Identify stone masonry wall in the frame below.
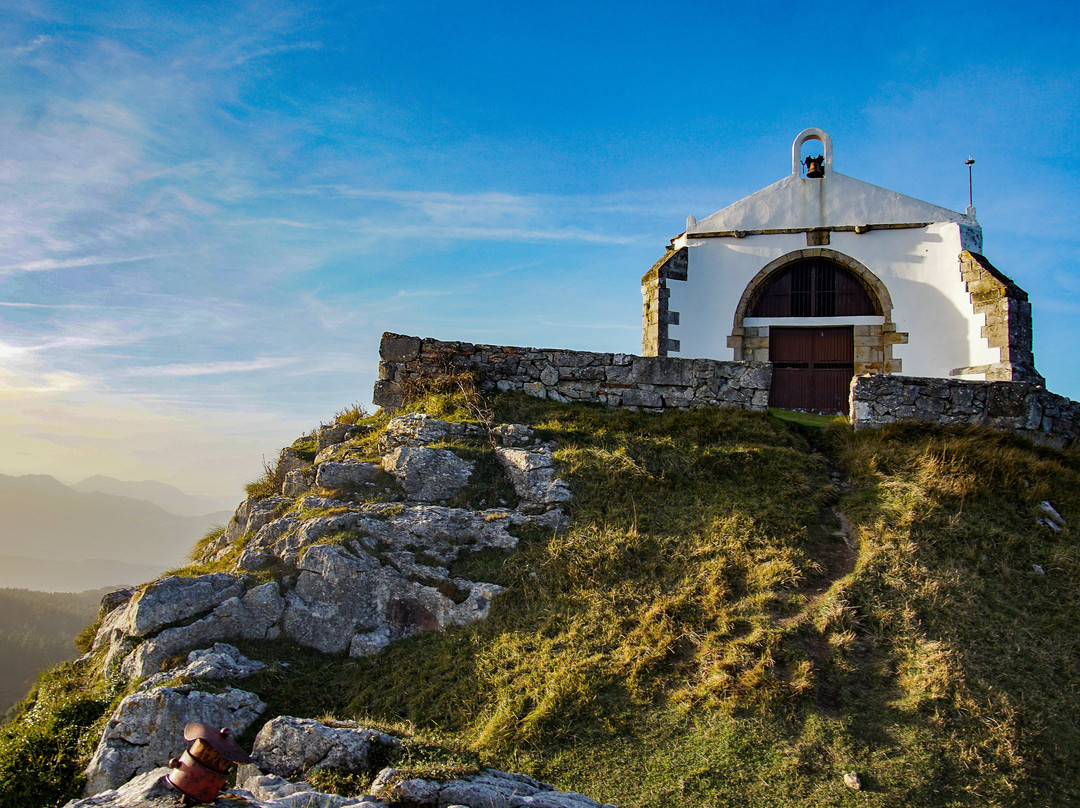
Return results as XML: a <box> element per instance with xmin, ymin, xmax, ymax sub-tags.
<box><xmin>641</xmin><ymin>247</ymin><xmax>686</xmax><ymax>357</ymax></box>
<box><xmin>850</xmin><ymin>374</ymin><xmax>1080</xmax><ymax>447</ymax></box>
<box><xmin>374</xmin><ymin>332</ymin><xmax>771</xmax><ymax>413</ymax></box>
<box><xmin>957</xmin><ymin>251</ymin><xmax>1044</xmax><ymax>384</ymax></box>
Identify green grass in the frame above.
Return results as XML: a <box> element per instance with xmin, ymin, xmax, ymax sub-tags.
<box><xmin>3</xmin><ymin>390</ymin><xmax>1080</xmax><ymax>807</ymax></box>
<box><xmin>769</xmin><ymin>406</ymin><xmax>847</xmax><ymax>432</ymax></box>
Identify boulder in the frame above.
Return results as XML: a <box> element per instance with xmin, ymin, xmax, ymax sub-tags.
<box><xmin>121</xmin><ymin>583</ymin><xmax>284</xmax><ymax>679</ymax></box>
<box><xmin>119</xmin><ymin>574</ymin><xmax>247</xmax><ymax>638</ymax></box>
<box><xmin>371</xmin><ymin>767</ymin><xmax>614</xmax><ymax>808</ymax></box>
<box><xmin>316</xmin><ymin>461</ymin><xmax>380</xmax><ymax>491</ymax></box>
<box><xmin>65</xmin><ymin>767</ymin><xmax>383</xmax><ymax>807</ymax></box>
<box><xmin>383</xmin><ymin>447</ymin><xmax>474</xmax><ymax>502</ymax></box>
<box><xmin>377</xmin><ymin>413</ymin><xmax>483</xmax><ymax>453</ymax></box>
<box><xmin>137</xmin><ymin>643</ymin><xmax>266</xmax><ymax>691</ymax></box>
<box><xmin>247</xmin><ymin>717</ymin><xmax>399</xmax><ymax>780</ymax></box>
<box><xmin>83</xmin><ymin>686</ymin><xmax>265</xmax><ymax>795</ymax></box>
<box><xmin>282</xmin><ymin>544</ymin><xmax>503</xmax><ymax>656</ymax></box>
<box><xmin>490</xmin><ymin>423</ymin><xmax>534</xmax><ymax>446</ymax></box>
<box><xmin>495</xmin><ymin>448</ymin><xmax>572</xmax><ymax>505</ymax></box>
<box><xmin>203</xmin><ymin>496</ymin><xmax>293</xmax><ymax>562</ymax></box>
<box><xmin>316</xmin><ymin>422</ymin><xmax>356</xmax><ymax>450</ymax></box>
<box><xmin>282</xmin><ymin>468</ymin><xmax>314</xmax><ymax>497</ymax></box>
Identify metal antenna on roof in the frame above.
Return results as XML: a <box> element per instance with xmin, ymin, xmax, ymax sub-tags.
<box><xmin>965</xmin><ymin>156</ymin><xmax>976</xmax><ymax>218</ymax></box>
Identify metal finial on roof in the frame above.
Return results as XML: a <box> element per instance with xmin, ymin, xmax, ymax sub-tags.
<box><xmin>965</xmin><ymin>156</ymin><xmax>976</xmax><ymax>219</ymax></box>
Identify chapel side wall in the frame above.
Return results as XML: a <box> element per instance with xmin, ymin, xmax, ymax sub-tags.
<box><xmin>850</xmin><ymin>374</ymin><xmax>1080</xmax><ymax>447</ymax></box>
<box><xmin>374</xmin><ymin>333</ymin><xmax>772</xmax><ymax>413</ymax></box>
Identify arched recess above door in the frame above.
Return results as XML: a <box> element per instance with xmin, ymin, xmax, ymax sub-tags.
<box><xmin>735</xmin><ymin>249</ymin><xmax>891</xmax><ymax>328</ymax></box>
<box><xmin>726</xmin><ymin>248</ymin><xmax>906</xmax><ymax>375</ymax></box>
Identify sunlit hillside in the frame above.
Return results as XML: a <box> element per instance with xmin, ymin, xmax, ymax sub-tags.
<box><xmin>2</xmin><ymin>390</ymin><xmax>1078</xmax><ymax>807</ymax></box>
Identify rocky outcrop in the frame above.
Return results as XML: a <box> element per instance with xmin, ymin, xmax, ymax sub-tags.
<box><xmin>283</xmin><ymin>542</ymin><xmax>504</xmax><ymax>657</ymax></box>
<box><xmin>94</xmin><ymin>412</ymin><xmax>569</xmax><ymax>696</ymax></box>
<box><xmin>68</xmin><ymin>763</ymin><xmax>611</xmax><ymax>808</ymax></box>
<box><xmin>383</xmin><ymin>446</ymin><xmax>475</xmax><ymax>502</ymax></box>
<box><xmin>67</xmin><ymin>766</ymin><xmax>384</xmax><ymax>807</ymax></box>
<box><xmin>73</xmin><ymin>714</ymin><xmax>615</xmax><ymax>808</ymax></box>
<box><xmin>76</xmin><ymin>410</ymin><xmax>576</xmax><ymax>800</ymax></box>
<box><xmin>371</xmin><ymin>767</ymin><xmax>615</xmax><ymax>808</ymax></box>
<box><xmin>119</xmin><ymin>574</ymin><xmax>247</xmax><ymax>637</ymax></box>
<box><xmin>378</xmin><ymin>412</ymin><xmax>484</xmax><ymax>452</ymax></box>
<box><xmin>136</xmin><ymin>643</ymin><xmax>266</xmax><ymax>691</ymax></box>
<box><xmin>118</xmin><ymin>582</ymin><xmax>284</xmax><ymax>680</ymax></box>
<box><xmin>316</xmin><ymin>460</ymin><xmax>380</xmax><ymax>491</ymax></box>
<box><xmin>496</xmin><ymin>448</ymin><xmax>572</xmax><ymax>506</ymax></box>
<box><xmin>83</xmin><ymin>686</ymin><xmax>265</xmax><ymax>795</ymax></box>
<box><xmin>244</xmin><ymin>716</ymin><xmax>399</xmax><ymax>780</ymax></box>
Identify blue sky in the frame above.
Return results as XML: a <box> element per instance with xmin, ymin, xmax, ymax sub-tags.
<box><xmin>1</xmin><ymin>0</ymin><xmax>1078</xmax><ymax>502</ymax></box>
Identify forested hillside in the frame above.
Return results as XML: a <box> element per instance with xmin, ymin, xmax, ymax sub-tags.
<box><xmin>0</xmin><ymin>589</ymin><xmax>104</xmax><ymax>714</ymax></box>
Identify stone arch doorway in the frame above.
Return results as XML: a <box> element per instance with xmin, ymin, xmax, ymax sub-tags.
<box><xmin>726</xmin><ymin>249</ymin><xmax>907</xmax><ymax>413</ymax></box>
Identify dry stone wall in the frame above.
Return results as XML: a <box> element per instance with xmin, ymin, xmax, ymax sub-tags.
<box><xmin>374</xmin><ymin>332</ymin><xmax>771</xmax><ymax>413</ymax></box>
<box><xmin>850</xmin><ymin>374</ymin><xmax>1080</xmax><ymax>446</ymax></box>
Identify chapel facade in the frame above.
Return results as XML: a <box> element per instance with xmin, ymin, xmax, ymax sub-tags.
<box><xmin>641</xmin><ymin>128</ymin><xmax>1043</xmax><ymax>413</ymax></box>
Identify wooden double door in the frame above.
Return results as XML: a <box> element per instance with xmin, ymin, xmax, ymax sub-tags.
<box><xmin>768</xmin><ymin>326</ymin><xmax>853</xmax><ymax>414</ymax></box>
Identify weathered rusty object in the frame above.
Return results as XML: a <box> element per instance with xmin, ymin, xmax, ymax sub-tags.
<box><xmin>804</xmin><ymin>154</ymin><xmax>825</xmax><ymax>178</ymax></box>
<box><xmin>164</xmin><ymin>723</ymin><xmax>252</xmax><ymax>805</ymax></box>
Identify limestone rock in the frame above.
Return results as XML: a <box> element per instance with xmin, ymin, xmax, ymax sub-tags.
<box><xmin>378</xmin><ymin>413</ymin><xmax>483</xmax><ymax>453</ymax></box>
<box><xmin>237</xmin><ymin>772</ymin><xmax>381</xmax><ymax>806</ymax></box>
<box><xmin>119</xmin><ymin>574</ymin><xmax>247</xmax><ymax>638</ymax></box>
<box><xmin>282</xmin><ymin>468</ymin><xmax>314</xmax><ymax>497</ymax></box>
<box><xmin>491</xmin><ymin>423</ymin><xmax>534</xmax><ymax>446</ymax></box>
<box><xmin>371</xmin><ymin>767</ymin><xmax>612</xmax><ymax>808</ymax></box>
<box><xmin>357</xmin><ymin>504</ymin><xmax>520</xmax><ymax>564</ymax></box>
<box><xmin>101</xmin><ymin>587</ymin><xmax>136</xmax><ymax>614</ymax></box>
<box><xmin>495</xmin><ymin>447</ymin><xmax>572</xmax><ymax>505</ymax></box>
<box><xmin>282</xmin><ymin>543</ymin><xmax>502</xmax><ymax>656</ymax></box>
<box><xmin>317</xmin><ymin>422</ymin><xmax>357</xmax><ymax>450</ymax></box>
<box><xmin>83</xmin><ymin>686</ymin><xmax>265</xmax><ymax>795</ymax></box>
<box><xmin>63</xmin><ymin>768</ymin><xmax>177</xmax><ymax>807</ymax></box>
<box><xmin>66</xmin><ymin>767</ymin><xmax>383</xmax><ymax>807</ymax></box>
<box><xmin>204</xmin><ymin>496</ymin><xmax>292</xmax><ymax>562</ymax></box>
<box><xmin>316</xmin><ymin>460</ymin><xmax>380</xmax><ymax>491</ymax></box>
<box><xmin>137</xmin><ymin>643</ymin><xmax>266</xmax><ymax>691</ymax></box>
<box><xmin>121</xmin><ymin>583</ymin><xmax>284</xmax><ymax>679</ymax></box>
<box><xmin>383</xmin><ymin>447</ymin><xmax>474</xmax><ymax>502</ymax></box>
<box><xmin>248</xmin><ymin>716</ymin><xmax>399</xmax><ymax>780</ymax></box>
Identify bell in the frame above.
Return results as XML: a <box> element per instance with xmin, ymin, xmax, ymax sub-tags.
<box><xmin>804</xmin><ymin>154</ymin><xmax>825</xmax><ymax>178</ymax></box>
<box><xmin>164</xmin><ymin>722</ymin><xmax>253</xmax><ymax>805</ymax></box>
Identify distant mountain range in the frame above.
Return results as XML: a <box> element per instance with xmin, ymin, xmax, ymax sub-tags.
<box><xmin>70</xmin><ymin>475</ymin><xmax>236</xmax><ymax>517</ymax></box>
<box><xmin>0</xmin><ymin>473</ymin><xmax>233</xmax><ymax>592</ymax></box>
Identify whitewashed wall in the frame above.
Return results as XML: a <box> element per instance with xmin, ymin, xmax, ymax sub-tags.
<box><xmin>668</xmin><ymin>222</ymin><xmax>997</xmax><ymax>379</ymax></box>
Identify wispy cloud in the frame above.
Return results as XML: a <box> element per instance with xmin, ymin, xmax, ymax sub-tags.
<box><xmin>0</xmin><ymin>301</ymin><xmax>90</xmax><ymax>309</ymax></box>
<box><xmin>3</xmin><ymin>34</ymin><xmax>50</xmax><ymax>60</ymax></box>
<box><xmin>231</xmin><ymin>40</ymin><xmax>322</xmax><ymax>66</ymax></box>
<box><xmin>135</xmin><ymin>357</ymin><xmax>297</xmax><ymax>378</ymax></box>
<box><xmin>0</xmin><ymin>253</ymin><xmax>174</xmax><ymax>275</ymax></box>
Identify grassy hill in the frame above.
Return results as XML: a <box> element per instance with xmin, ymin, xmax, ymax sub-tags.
<box><xmin>2</xmin><ymin>389</ymin><xmax>1078</xmax><ymax>807</ymax></box>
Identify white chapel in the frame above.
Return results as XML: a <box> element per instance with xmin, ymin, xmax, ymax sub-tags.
<box><xmin>641</xmin><ymin>128</ymin><xmax>1042</xmax><ymax>413</ymax></box>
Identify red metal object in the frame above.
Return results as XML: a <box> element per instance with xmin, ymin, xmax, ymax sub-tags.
<box><xmin>164</xmin><ymin>723</ymin><xmax>252</xmax><ymax>805</ymax></box>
